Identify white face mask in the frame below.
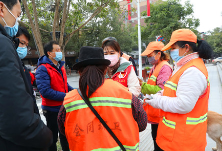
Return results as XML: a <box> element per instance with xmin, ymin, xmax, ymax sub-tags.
<box><xmin>104</xmin><ymin>54</ymin><xmax>119</xmax><ymax>67</ymax></box>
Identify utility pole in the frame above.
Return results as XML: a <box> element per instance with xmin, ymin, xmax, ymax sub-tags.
<box><xmin>137</xmin><ymin>0</ymin><xmax>142</xmax><ymax>77</ymax></box>
<box><xmin>123</xmin><ymin>0</ymin><xmax>149</xmax><ymax>77</ymax></box>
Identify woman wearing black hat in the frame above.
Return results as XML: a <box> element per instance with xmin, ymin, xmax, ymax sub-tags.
<box><xmin>57</xmin><ymin>46</ymin><xmax>147</xmax><ymax>151</ymax></box>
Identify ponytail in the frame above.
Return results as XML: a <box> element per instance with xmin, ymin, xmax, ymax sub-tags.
<box><xmin>79</xmin><ymin>65</ymin><xmax>107</xmax><ymax>100</ymax></box>
<box><xmin>176</xmin><ymin>40</ymin><xmax>213</xmax><ymax>59</ymax></box>
<box><xmin>154</xmin><ymin>50</ymin><xmax>170</xmax><ymax>61</ymax></box>
<box><xmin>196</xmin><ymin>40</ymin><xmax>213</xmax><ymax>59</ymax></box>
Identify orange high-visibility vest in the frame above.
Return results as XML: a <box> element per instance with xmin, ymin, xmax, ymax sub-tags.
<box><xmin>156</xmin><ymin>58</ymin><xmax>210</xmax><ymax>151</ymax></box>
<box><xmin>143</xmin><ymin>60</ymin><xmax>171</xmax><ymax>123</ymax></box>
<box><xmin>63</xmin><ymin>79</ymin><xmax>139</xmax><ymax>151</ymax></box>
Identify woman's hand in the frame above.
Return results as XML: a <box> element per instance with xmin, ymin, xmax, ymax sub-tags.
<box><xmin>138</xmin><ymin>77</ymin><xmax>144</xmax><ymax>86</ymax></box>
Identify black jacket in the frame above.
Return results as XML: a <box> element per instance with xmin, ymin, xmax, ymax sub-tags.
<box><xmin>0</xmin><ymin>24</ymin><xmax>53</xmax><ymax>150</ymax></box>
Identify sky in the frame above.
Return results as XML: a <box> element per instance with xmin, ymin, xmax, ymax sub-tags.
<box><xmin>180</xmin><ymin>0</ymin><xmax>222</xmax><ymax>32</ymax></box>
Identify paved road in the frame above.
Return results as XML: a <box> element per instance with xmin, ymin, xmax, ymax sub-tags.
<box><xmin>206</xmin><ymin>64</ymin><xmax>222</xmax><ymax>151</ymax></box>
<box><xmin>36</xmin><ymin>64</ymin><xmax>222</xmax><ymax>151</ymax></box>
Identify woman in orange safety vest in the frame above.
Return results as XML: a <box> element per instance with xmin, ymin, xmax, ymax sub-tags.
<box><xmin>140</xmin><ymin>41</ymin><xmax>172</xmax><ymax>151</ymax></box>
<box><xmin>57</xmin><ymin>46</ymin><xmax>147</xmax><ymax>151</ymax></box>
<box><xmin>145</xmin><ymin>29</ymin><xmax>213</xmax><ymax>151</ymax></box>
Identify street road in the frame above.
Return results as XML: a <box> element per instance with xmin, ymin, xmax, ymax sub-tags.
<box><xmin>206</xmin><ymin>64</ymin><xmax>222</xmax><ymax>151</ymax></box>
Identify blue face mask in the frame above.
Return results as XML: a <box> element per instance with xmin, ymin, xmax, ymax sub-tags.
<box><xmin>147</xmin><ymin>53</ymin><xmax>158</xmax><ymax>65</ymax></box>
<box><xmin>148</xmin><ymin>56</ymin><xmax>158</xmax><ymax>65</ymax></box>
<box><xmin>54</xmin><ymin>52</ymin><xmax>63</xmax><ymax>61</ymax></box>
<box><xmin>170</xmin><ymin>49</ymin><xmax>183</xmax><ymax>62</ymax></box>
<box><xmin>16</xmin><ymin>47</ymin><xmax>27</xmax><ymax>59</ymax></box>
<box><xmin>1</xmin><ymin>4</ymin><xmax>19</xmax><ymax>37</ymax></box>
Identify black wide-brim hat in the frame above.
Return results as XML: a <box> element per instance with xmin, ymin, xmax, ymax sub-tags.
<box><xmin>73</xmin><ymin>46</ymin><xmax>111</xmax><ymax>70</ymax></box>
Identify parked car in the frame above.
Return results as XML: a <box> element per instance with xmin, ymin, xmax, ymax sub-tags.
<box><xmin>212</xmin><ymin>57</ymin><xmax>222</xmax><ymax>65</ymax></box>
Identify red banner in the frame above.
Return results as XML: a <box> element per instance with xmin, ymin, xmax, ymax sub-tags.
<box><xmin>127</xmin><ymin>0</ymin><xmax>131</xmax><ymax>20</ymax></box>
<box><xmin>147</xmin><ymin>0</ymin><xmax>150</xmax><ymax>16</ymax></box>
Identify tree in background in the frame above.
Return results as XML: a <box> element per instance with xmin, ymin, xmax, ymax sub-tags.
<box><xmin>205</xmin><ymin>27</ymin><xmax>222</xmax><ymax>57</ymax></box>
<box><xmin>76</xmin><ymin>9</ymin><xmax>136</xmax><ymax>53</ymax></box>
<box><xmin>141</xmin><ymin>0</ymin><xmax>200</xmax><ymax>45</ymax></box>
<box><xmin>21</xmin><ymin>0</ymin><xmax>119</xmax><ymax>58</ymax></box>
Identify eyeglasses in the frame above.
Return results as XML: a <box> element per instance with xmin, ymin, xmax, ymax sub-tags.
<box><xmin>19</xmin><ymin>42</ymin><xmax>31</xmax><ymax>51</ymax></box>
<box><xmin>27</xmin><ymin>46</ymin><xmax>31</xmax><ymax>51</ymax></box>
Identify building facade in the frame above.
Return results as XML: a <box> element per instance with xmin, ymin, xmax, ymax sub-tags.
<box><xmin>119</xmin><ymin>0</ymin><xmax>159</xmax><ymax>66</ymax></box>
<box><xmin>119</xmin><ymin>0</ymin><xmax>158</xmax><ymax>27</ymax></box>
<box><xmin>22</xmin><ymin>49</ymin><xmax>76</xmax><ymax>70</ymax></box>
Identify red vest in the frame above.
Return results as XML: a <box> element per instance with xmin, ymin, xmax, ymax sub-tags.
<box><xmin>156</xmin><ymin>58</ymin><xmax>209</xmax><ymax>151</ymax></box>
<box><xmin>40</xmin><ymin>64</ymin><xmax>68</xmax><ymax>106</ymax></box>
<box><xmin>29</xmin><ymin>72</ymin><xmax>35</xmax><ymax>85</ymax></box>
<box><xmin>63</xmin><ymin>79</ymin><xmax>139</xmax><ymax>151</ymax></box>
<box><xmin>144</xmin><ymin>60</ymin><xmax>171</xmax><ymax>123</ymax></box>
<box><xmin>112</xmin><ymin>65</ymin><xmax>132</xmax><ymax>87</ymax></box>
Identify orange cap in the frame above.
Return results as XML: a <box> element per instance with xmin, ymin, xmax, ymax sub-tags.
<box><xmin>141</xmin><ymin>41</ymin><xmax>164</xmax><ymax>56</ymax></box>
<box><xmin>161</xmin><ymin>29</ymin><xmax>197</xmax><ymax>51</ymax></box>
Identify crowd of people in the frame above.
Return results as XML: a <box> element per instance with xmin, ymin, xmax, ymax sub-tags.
<box><xmin>0</xmin><ymin>0</ymin><xmax>214</xmax><ymax>151</ymax></box>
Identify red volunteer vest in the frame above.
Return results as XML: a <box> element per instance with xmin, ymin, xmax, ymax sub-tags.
<box><xmin>40</xmin><ymin>64</ymin><xmax>68</xmax><ymax>106</ymax></box>
<box><xmin>112</xmin><ymin>65</ymin><xmax>132</xmax><ymax>87</ymax></box>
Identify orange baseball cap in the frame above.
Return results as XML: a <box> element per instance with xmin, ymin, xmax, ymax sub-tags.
<box><xmin>161</xmin><ymin>29</ymin><xmax>197</xmax><ymax>51</ymax></box>
<box><xmin>141</xmin><ymin>41</ymin><xmax>164</xmax><ymax>56</ymax></box>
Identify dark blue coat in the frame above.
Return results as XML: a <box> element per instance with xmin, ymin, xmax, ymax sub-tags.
<box><xmin>36</xmin><ymin>55</ymin><xmax>73</xmax><ymax>112</ymax></box>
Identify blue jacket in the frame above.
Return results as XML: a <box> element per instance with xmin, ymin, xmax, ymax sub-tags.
<box><xmin>36</xmin><ymin>55</ymin><xmax>73</xmax><ymax>112</ymax></box>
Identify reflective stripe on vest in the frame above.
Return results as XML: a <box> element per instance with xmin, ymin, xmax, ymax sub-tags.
<box><xmin>164</xmin><ymin>78</ymin><xmax>209</xmax><ymax>96</ymax></box>
<box><xmin>207</xmin><ymin>78</ymin><xmax>210</xmax><ymax>86</ymax></box>
<box><xmin>92</xmin><ymin>143</ymin><xmax>139</xmax><ymax>151</ymax></box>
<box><xmin>186</xmin><ymin>113</ymin><xmax>207</xmax><ymax>125</ymax></box>
<box><xmin>164</xmin><ymin>81</ymin><xmax>177</xmax><ymax>91</ymax></box>
<box><xmin>64</xmin><ymin>97</ymin><xmax>132</xmax><ymax>112</ymax></box>
<box><xmin>162</xmin><ymin>117</ymin><xmax>176</xmax><ymax>129</ymax></box>
<box><xmin>149</xmin><ymin>75</ymin><xmax>157</xmax><ymax>82</ymax></box>
<box><xmin>144</xmin><ymin>61</ymin><xmax>172</xmax><ymax>123</ymax></box>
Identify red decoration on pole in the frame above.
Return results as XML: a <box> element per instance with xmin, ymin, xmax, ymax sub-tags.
<box><xmin>147</xmin><ymin>0</ymin><xmax>150</xmax><ymax>16</ymax></box>
<box><xmin>127</xmin><ymin>0</ymin><xmax>131</xmax><ymax>20</ymax></box>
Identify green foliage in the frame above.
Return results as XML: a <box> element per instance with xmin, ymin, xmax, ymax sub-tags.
<box><xmin>205</xmin><ymin>27</ymin><xmax>222</xmax><ymax>55</ymax></box>
<box><xmin>20</xmin><ymin>0</ymin><xmax>120</xmax><ymax>52</ymax></box>
<box><xmin>145</xmin><ymin>66</ymin><xmax>151</xmax><ymax>70</ymax></box>
<box><xmin>141</xmin><ymin>0</ymin><xmax>200</xmax><ymax>45</ymax></box>
<box><xmin>65</xmin><ymin>9</ymin><xmax>136</xmax><ymax>53</ymax></box>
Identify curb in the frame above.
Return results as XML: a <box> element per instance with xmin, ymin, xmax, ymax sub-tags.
<box><xmin>67</xmin><ymin>74</ymin><xmax>79</xmax><ymax>77</ymax></box>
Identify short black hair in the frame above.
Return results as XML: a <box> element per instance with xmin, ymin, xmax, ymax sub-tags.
<box><xmin>1</xmin><ymin>0</ymin><xmax>21</xmax><ymax>10</ymax></box>
<box><xmin>16</xmin><ymin>26</ymin><xmax>30</xmax><ymax>41</ymax></box>
<box><xmin>44</xmin><ymin>41</ymin><xmax>59</xmax><ymax>57</ymax></box>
